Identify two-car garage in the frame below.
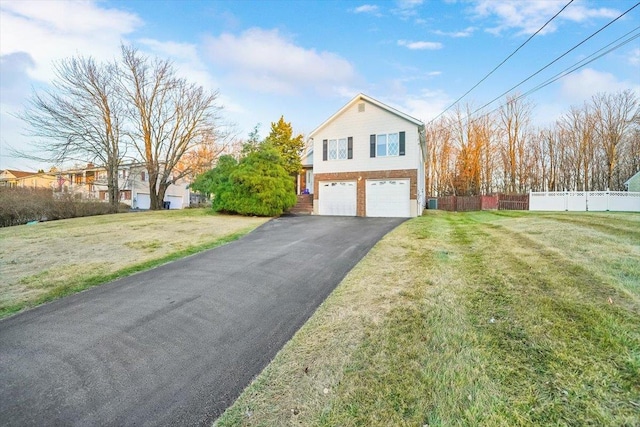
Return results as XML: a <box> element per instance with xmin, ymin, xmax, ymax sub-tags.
<box><xmin>318</xmin><ymin>179</ymin><xmax>411</xmax><ymax>217</ymax></box>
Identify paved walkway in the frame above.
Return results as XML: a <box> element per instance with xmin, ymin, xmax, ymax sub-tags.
<box><xmin>0</xmin><ymin>215</ymin><xmax>405</xmax><ymax>426</ymax></box>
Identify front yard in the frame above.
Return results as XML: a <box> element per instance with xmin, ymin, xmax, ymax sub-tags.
<box><xmin>215</xmin><ymin>211</ymin><xmax>640</xmax><ymax>426</ymax></box>
<box><xmin>0</xmin><ymin>209</ymin><xmax>268</xmax><ymax>318</ymax></box>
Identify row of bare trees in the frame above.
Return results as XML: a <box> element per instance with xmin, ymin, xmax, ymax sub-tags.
<box><xmin>19</xmin><ymin>45</ymin><xmax>223</xmax><ymax>211</ymax></box>
<box><xmin>425</xmin><ymin>90</ymin><xmax>639</xmax><ymax>196</ymax></box>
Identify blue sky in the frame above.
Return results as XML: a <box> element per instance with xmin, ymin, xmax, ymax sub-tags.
<box><xmin>1</xmin><ymin>0</ymin><xmax>638</xmax><ymax>170</ymax></box>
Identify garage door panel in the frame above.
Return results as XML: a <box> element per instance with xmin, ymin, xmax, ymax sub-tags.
<box><xmin>166</xmin><ymin>195</ymin><xmax>182</xmax><ymax>209</ymax></box>
<box><xmin>366</xmin><ymin>179</ymin><xmax>410</xmax><ymax>217</ymax></box>
<box><xmin>136</xmin><ymin>193</ymin><xmax>151</xmax><ymax>210</ymax></box>
<box><xmin>318</xmin><ymin>181</ymin><xmax>357</xmax><ymax>216</ymax></box>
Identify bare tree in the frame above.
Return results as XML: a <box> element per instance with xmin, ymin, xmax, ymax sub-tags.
<box><xmin>499</xmin><ymin>95</ymin><xmax>533</xmax><ymax>193</ymax></box>
<box><xmin>17</xmin><ymin>56</ymin><xmax>125</xmax><ymax>212</ymax></box>
<box><xmin>557</xmin><ymin>104</ymin><xmax>596</xmax><ymax>191</ymax></box>
<box><xmin>591</xmin><ymin>90</ymin><xmax>639</xmax><ymax>190</ymax></box>
<box><xmin>120</xmin><ymin>45</ymin><xmax>221</xmax><ymax>210</ymax></box>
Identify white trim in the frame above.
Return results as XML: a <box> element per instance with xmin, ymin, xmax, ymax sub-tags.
<box><xmin>309</xmin><ymin>93</ymin><xmax>423</xmax><ymax>138</ymax></box>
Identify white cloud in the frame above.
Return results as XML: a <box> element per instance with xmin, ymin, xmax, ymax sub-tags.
<box><xmin>136</xmin><ymin>39</ymin><xmax>219</xmax><ymax>91</ymax></box>
<box><xmin>397</xmin><ymin>0</ymin><xmax>423</xmax><ymax>9</ymax></box>
<box><xmin>398</xmin><ymin>40</ymin><xmax>442</xmax><ymax>50</ymax></box>
<box><xmin>560</xmin><ymin>68</ymin><xmax>639</xmax><ymax>103</ymax></box>
<box><xmin>353</xmin><ymin>4</ymin><xmax>381</xmax><ymax>15</ymax></box>
<box><xmin>203</xmin><ymin>28</ymin><xmax>356</xmax><ymax>96</ymax></box>
<box><xmin>472</xmin><ymin>0</ymin><xmax>619</xmax><ymax>35</ymax></box>
<box><xmin>432</xmin><ymin>26</ymin><xmax>475</xmax><ymax>38</ymax></box>
<box><xmin>629</xmin><ymin>48</ymin><xmax>640</xmax><ymax>66</ymax></box>
<box><xmin>0</xmin><ymin>0</ymin><xmax>142</xmax><ymax>82</ymax></box>
<box><xmin>398</xmin><ymin>89</ymin><xmax>453</xmax><ymax>122</ymax></box>
<box><xmin>392</xmin><ymin>0</ymin><xmax>424</xmax><ymax>19</ymax></box>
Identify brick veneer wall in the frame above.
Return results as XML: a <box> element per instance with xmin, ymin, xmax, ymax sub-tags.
<box><xmin>314</xmin><ymin>169</ymin><xmax>418</xmax><ymax>216</ymax></box>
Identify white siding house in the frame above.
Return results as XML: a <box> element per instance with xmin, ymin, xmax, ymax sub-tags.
<box><xmin>54</xmin><ymin>163</ymin><xmax>190</xmax><ymax>209</ymax></box>
<box><xmin>310</xmin><ymin>94</ymin><xmax>426</xmax><ymax>217</ymax></box>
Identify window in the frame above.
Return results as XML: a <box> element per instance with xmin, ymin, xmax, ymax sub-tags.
<box><xmin>328</xmin><ymin>138</ymin><xmax>347</xmax><ymax>160</ymax></box>
<box><xmin>370</xmin><ymin>131</ymin><xmax>405</xmax><ymax>158</ymax></box>
<box><xmin>323</xmin><ymin>137</ymin><xmax>353</xmax><ymax>161</ymax></box>
<box><xmin>141</xmin><ymin>171</ymin><xmax>146</xmax><ymax>182</ymax></box>
<box><xmin>377</xmin><ymin>134</ymin><xmax>387</xmax><ymax>157</ymax></box>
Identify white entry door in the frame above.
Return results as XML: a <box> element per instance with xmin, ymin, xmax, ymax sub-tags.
<box><xmin>318</xmin><ymin>181</ymin><xmax>357</xmax><ymax>216</ymax></box>
<box><xmin>306</xmin><ymin>170</ymin><xmax>314</xmax><ymax>194</ymax></box>
<box><xmin>366</xmin><ymin>179</ymin><xmax>410</xmax><ymax>217</ymax></box>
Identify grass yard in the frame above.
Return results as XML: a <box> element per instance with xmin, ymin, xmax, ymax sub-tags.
<box><xmin>0</xmin><ymin>209</ymin><xmax>268</xmax><ymax>318</ymax></box>
<box><xmin>215</xmin><ymin>211</ymin><xmax>640</xmax><ymax>427</ymax></box>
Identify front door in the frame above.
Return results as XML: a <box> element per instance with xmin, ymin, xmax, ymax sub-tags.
<box><xmin>306</xmin><ymin>170</ymin><xmax>314</xmax><ymax>194</ymax></box>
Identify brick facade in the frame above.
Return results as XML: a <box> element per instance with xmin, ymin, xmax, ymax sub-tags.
<box><xmin>314</xmin><ymin>169</ymin><xmax>418</xmax><ymax>216</ymax></box>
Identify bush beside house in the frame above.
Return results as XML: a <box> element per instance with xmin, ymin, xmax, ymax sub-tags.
<box><xmin>191</xmin><ymin>146</ymin><xmax>297</xmax><ymax>216</ymax></box>
<box><xmin>0</xmin><ymin>188</ymin><xmax>128</xmax><ymax>227</ymax></box>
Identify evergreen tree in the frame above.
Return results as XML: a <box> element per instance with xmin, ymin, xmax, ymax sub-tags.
<box><xmin>191</xmin><ymin>146</ymin><xmax>296</xmax><ymax>216</ymax></box>
<box><xmin>264</xmin><ymin>116</ymin><xmax>304</xmax><ymax>176</ymax></box>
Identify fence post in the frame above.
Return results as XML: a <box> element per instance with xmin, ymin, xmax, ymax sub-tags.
<box><xmin>586</xmin><ymin>191</ymin><xmax>589</xmax><ymax>211</ymax></box>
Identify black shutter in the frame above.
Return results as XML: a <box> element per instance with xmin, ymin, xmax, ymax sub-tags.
<box><xmin>323</xmin><ymin>139</ymin><xmax>328</xmax><ymax>161</ymax></box>
<box><xmin>370</xmin><ymin>134</ymin><xmax>376</xmax><ymax>158</ymax></box>
<box><xmin>348</xmin><ymin>137</ymin><xmax>353</xmax><ymax>159</ymax></box>
<box><xmin>399</xmin><ymin>131</ymin><xmax>406</xmax><ymax>156</ymax></box>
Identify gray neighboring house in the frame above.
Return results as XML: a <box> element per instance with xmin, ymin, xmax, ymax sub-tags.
<box><xmin>624</xmin><ymin>171</ymin><xmax>640</xmax><ymax>192</ymax></box>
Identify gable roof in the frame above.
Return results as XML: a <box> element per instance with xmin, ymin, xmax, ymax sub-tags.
<box><xmin>0</xmin><ymin>169</ymin><xmax>37</xmax><ymax>179</ymax></box>
<box><xmin>309</xmin><ymin>93</ymin><xmax>423</xmax><ymax>138</ymax></box>
<box><xmin>624</xmin><ymin>170</ymin><xmax>640</xmax><ymax>185</ymax></box>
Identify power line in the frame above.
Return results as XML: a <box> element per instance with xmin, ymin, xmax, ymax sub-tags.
<box><xmin>517</xmin><ymin>28</ymin><xmax>640</xmax><ymax>103</ymax></box>
<box><xmin>428</xmin><ymin>0</ymin><xmax>575</xmax><ymax>123</ymax></box>
<box><xmin>474</xmin><ymin>27</ymin><xmax>640</xmax><ymax>122</ymax></box>
<box><xmin>432</xmin><ymin>26</ymin><xmax>639</xmax><ymax>130</ymax></box>
<box><xmin>471</xmin><ymin>2</ymin><xmax>640</xmax><ymax>117</ymax></box>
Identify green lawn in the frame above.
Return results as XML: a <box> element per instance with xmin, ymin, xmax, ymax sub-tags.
<box><xmin>0</xmin><ymin>209</ymin><xmax>268</xmax><ymax>318</ymax></box>
<box><xmin>215</xmin><ymin>211</ymin><xmax>640</xmax><ymax>426</ymax></box>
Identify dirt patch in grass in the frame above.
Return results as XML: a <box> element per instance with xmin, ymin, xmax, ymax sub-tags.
<box><xmin>0</xmin><ymin>209</ymin><xmax>268</xmax><ymax>318</ymax></box>
<box><xmin>214</xmin><ymin>211</ymin><xmax>640</xmax><ymax>426</ymax></box>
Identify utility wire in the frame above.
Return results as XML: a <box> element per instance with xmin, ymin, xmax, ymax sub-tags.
<box><xmin>471</xmin><ymin>2</ymin><xmax>640</xmax><ymax>117</ymax></box>
<box><xmin>472</xmin><ymin>28</ymin><xmax>640</xmax><ymax>122</ymax></box>
<box><xmin>428</xmin><ymin>0</ymin><xmax>575</xmax><ymax>124</ymax></box>
<box><xmin>434</xmin><ymin>27</ymin><xmax>640</xmax><ymax>129</ymax></box>
<box><xmin>517</xmin><ymin>28</ymin><xmax>640</xmax><ymax>103</ymax></box>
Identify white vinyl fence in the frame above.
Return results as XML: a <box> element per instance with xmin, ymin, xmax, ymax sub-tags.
<box><xmin>529</xmin><ymin>191</ymin><xmax>640</xmax><ymax>212</ymax></box>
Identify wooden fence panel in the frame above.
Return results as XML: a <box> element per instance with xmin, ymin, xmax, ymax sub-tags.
<box><xmin>434</xmin><ymin>194</ymin><xmax>529</xmax><ymax>212</ymax></box>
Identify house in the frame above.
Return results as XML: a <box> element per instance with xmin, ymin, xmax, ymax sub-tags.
<box><xmin>308</xmin><ymin>93</ymin><xmax>426</xmax><ymax>217</ymax></box>
<box><xmin>54</xmin><ymin>163</ymin><xmax>190</xmax><ymax>209</ymax></box>
<box><xmin>0</xmin><ymin>169</ymin><xmax>56</xmax><ymax>189</ymax></box>
<box><xmin>624</xmin><ymin>170</ymin><xmax>640</xmax><ymax>192</ymax></box>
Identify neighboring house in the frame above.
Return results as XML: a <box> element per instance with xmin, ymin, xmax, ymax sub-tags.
<box><xmin>624</xmin><ymin>170</ymin><xmax>640</xmax><ymax>192</ymax></box>
<box><xmin>55</xmin><ymin>163</ymin><xmax>190</xmax><ymax>209</ymax></box>
<box><xmin>309</xmin><ymin>93</ymin><xmax>426</xmax><ymax>217</ymax></box>
<box><xmin>0</xmin><ymin>169</ymin><xmax>56</xmax><ymax>189</ymax></box>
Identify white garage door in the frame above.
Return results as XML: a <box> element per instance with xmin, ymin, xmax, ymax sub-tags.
<box><xmin>165</xmin><ymin>195</ymin><xmax>183</xmax><ymax>209</ymax></box>
<box><xmin>136</xmin><ymin>193</ymin><xmax>151</xmax><ymax>209</ymax></box>
<box><xmin>366</xmin><ymin>179</ymin><xmax>410</xmax><ymax>217</ymax></box>
<box><xmin>318</xmin><ymin>181</ymin><xmax>357</xmax><ymax>216</ymax></box>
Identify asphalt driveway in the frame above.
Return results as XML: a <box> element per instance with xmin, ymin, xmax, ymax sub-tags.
<box><xmin>0</xmin><ymin>215</ymin><xmax>405</xmax><ymax>426</ymax></box>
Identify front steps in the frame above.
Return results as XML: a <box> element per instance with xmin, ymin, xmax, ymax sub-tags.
<box><xmin>288</xmin><ymin>194</ymin><xmax>313</xmax><ymax>215</ymax></box>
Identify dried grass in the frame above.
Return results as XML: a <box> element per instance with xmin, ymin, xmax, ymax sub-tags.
<box><xmin>0</xmin><ymin>209</ymin><xmax>268</xmax><ymax>316</ymax></box>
